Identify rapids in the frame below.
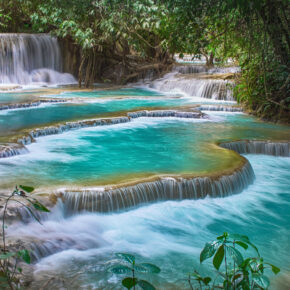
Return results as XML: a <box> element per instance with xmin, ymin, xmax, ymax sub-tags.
<box><xmin>6</xmin><ymin>155</ymin><xmax>290</xmax><ymax>289</ymax></box>
<box><xmin>0</xmin><ymin>35</ymin><xmax>289</xmax><ymax>289</ymax></box>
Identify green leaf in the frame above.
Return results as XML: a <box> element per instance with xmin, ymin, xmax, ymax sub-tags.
<box><xmin>109</xmin><ymin>265</ymin><xmax>132</xmax><ymax>274</ymax></box>
<box><xmin>19</xmin><ymin>185</ymin><xmax>34</xmax><ymax>193</ymax></box>
<box><xmin>28</xmin><ymin>199</ymin><xmax>50</xmax><ymax>212</ymax></box>
<box><xmin>0</xmin><ymin>252</ymin><xmax>15</xmax><ymax>259</ymax></box>
<box><xmin>226</xmin><ymin>246</ymin><xmax>244</xmax><ymax>266</ymax></box>
<box><xmin>213</xmin><ymin>245</ymin><xmax>224</xmax><ymax>270</ymax></box>
<box><xmin>138</xmin><ymin>263</ymin><xmax>161</xmax><ymax>274</ymax></box>
<box><xmin>229</xmin><ymin>233</ymin><xmax>250</xmax><ymax>243</ymax></box>
<box><xmin>17</xmin><ymin>249</ymin><xmax>31</xmax><ymax>264</ymax></box>
<box><xmin>265</xmin><ymin>263</ymin><xmax>280</xmax><ymax>275</ymax></box>
<box><xmin>252</xmin><ymin>273</ymin><xmax>270</xmax><ymax>289</ymax></box>
<box><xmin>116</xmin><ymin>253</ymin><xmax>135</xmax><ymax>264</ymax></box>
<box><xmin>203</xmin><ymin>277</ymin><xmax>211</xmax><ymax>285</ymax></box>
<box><xmin>200</xmin><ymin>241</ymin><xmax>220</xmax><ymax>263</ymax></box>
<box><xmin>122</xmin><ymin>277</ymin><xmax>138</xmax><ymax>289</ymax></box>
<box><xmin>137</xmin><ymin>279</ymin><xmax>156</xmax><ymax>290</ymax></box>
<box><xmin>235</xmin><ymin>241</ymin><xmax>248</xmax><ymax>250</ymax></box>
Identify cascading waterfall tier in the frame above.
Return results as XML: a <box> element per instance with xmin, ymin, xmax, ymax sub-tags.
<box><xmin>0</xmin><ymin>109</ymin><xmax>204</xmax><ymax>158</ymax></box>
<box><xmin>0</xmin><ymin>143</ymin><xmax>28</xmax><ymax>158</ymax></box>
<box><xmin>219</xmin><ymin>140</ymin><xmax>290</xmax><ymax>157</ymax></box>
<box><xmin>150</xmin><ymin>74</ymin><xmax>234</xmax><ymax>101</ymax></box>
<box><xmin>58</xmin><ymin>158</ymin><xmax>254</xmax><ymax>214</ymax></box>
<box><xmin>197</xmin><ymin>105</ymin><xmax>243</xmax><ymax>112</ymax></box>
<box><xmin>174</xmin><ymin>65</ymin><xmax>208</xmax><ymax>74</ymax></box>
<box><xmin>173</xmin><ymin>65</ymin><xmax>240</xmax><ymax>75</ymax></box>
<box><xmin>14</xmin><ymin>109</ymin><xmax>204</xmax><ymax>146</ymax></box>
<box><xmin>0</xmin><ymin>99</ymin><xmax>67</xmax><ymax>111</ymax></box>
<box><xmin>0</xmin><ymin>33</ymin><xmax>76</xmax><ymax>85</ymax></box>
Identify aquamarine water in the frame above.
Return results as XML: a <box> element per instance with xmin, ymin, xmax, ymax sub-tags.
<box><xmin>8</xmin><ymin>155</ymin><xmax>290</xmax><ymax>289</ymax></box>
<box><xmin>0</xmin><ymin>85</ymin><xmax>289</xmax><ymax>290</ymax></box>
<box><xmin>0</xmin><ymin>97</ymin><xmax>184</xmax><ymax>135</ymax></box>
<box><xmin>0</xmin><ymin>113</ymin><xmax>289</xmax><ymax>189</ymax></box>
<box><xmin>48</xmin><ymin>87</ymin><xmax>164</xmax><ymax>98</ymax></box>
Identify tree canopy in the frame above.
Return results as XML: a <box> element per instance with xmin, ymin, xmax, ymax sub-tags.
<box><xmin>0</xmin><ymin>0</ymin><xmax>289</xmax><ymax>121</ymax></box>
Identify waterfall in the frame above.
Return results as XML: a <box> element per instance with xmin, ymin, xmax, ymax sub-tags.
<box><xmin>0</xmin><ymin>99</ymin><xmax>67</xmax><ymax>111</ymax></box>
<box><xmin>150</xmin><ymin>74</ymin><xmax>234</xmax><ymax>101</ymax></box>
<box><xmin>219</xmin><ymin>140</ymin><xmax>290</xmax><ymax>157</ymax></box>
<box><xmin>173</xmin><ymin>65</ymin><xmax>240</xmax><ymax>75</ymax></box>
<box><xmin>0</xmin><ymin>143</ymin><xmax>28</xmax><ymax>158</ymax></box>
<box><xmin>174</xmin><ymin>65</ymin><xmax>208</xmax><ymax>74</ymax></box>
<box><xmin>197</xmin><ymin>105</ymin><xmax>243</xmax><ymax>112</ymax></box>
<box><xmin>127</xmin><ymin>110</ymin><xmax>203</xmax><ymax>119</ymax></box>
<box><xmin>58</xmin><ymin>159</ymin><xmax>254</xmax><ymax>214</ymax></box>
<box><xmin>0</xmin><ymin>33</ymin><xmax>76</xmax><ymax>85</ymax></box>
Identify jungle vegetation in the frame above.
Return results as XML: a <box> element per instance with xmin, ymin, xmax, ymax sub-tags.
<box><xmin>0</xmin><ymin>0</ymin><xmax>289</xmax><ymax>121</ymax></box>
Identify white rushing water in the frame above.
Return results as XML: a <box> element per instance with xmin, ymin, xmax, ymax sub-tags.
<box><xmin>0</xmin><ymin>34</ymin><xmax>76</xmax><ymax>86</ymax></box>
<box><xmin>149</xmin><ymin>72</ymin><xmax>235</xmax><ymax>101</ymax></box>
<box><xmin>6</xmin><ymin>155</ymin><xmax>290</xmax><ymax>289</ymax></box>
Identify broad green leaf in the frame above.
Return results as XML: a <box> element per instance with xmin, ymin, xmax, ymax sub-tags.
<box><xmin>19</xmin><ymin>185</ymin><xmax>34</xmax><ymax>193</ymax></box>
<box><xmin>265</xmin><ymin>263</ymin><xmax>280</xmax><ymax>275</ymax></box>
<box><xmin>213</xmin><ymin>245</ymin><xmax>224</xmax><ymax>270</ymax></box>
<box><xmin>0</xmin><ymin>252</ymin><xmax>15</xmax><ymax>259</ymax></box>
<box><xmin>122</xmin><ymin>277</ymin><xmax>138</xmax><ymax>289</ymax></box>
<box><xmin>138</xmin><ymin>263</ymin><xmax>161</xmax><ymax>273</ymax></box>
<box><xmin>137</xmin><ymin>279</ymin><xmax>156</xmax><ymax>290</ymax></box>
<box><xmin>252</xmin><ymin>273</ymin><xmax>270</xmax><ymax>289</ymax></box>
<box><xmin>200</xmin><ymin>241</ymin><xmax>220</xmax><ymax>263</ymax></box>
<box><xmin>116</xmin><ymin>253</ymin><xmax>135</xmax><ymax>264</ymax></box>
<box><xmin>17</xmin><ymin>249</ymin><xmax>31</xmax><ymax>264</ymax></box>
<box><xmin>226</xmin><ymin>246</ymin><xmax>244</xmax><ymax>266</ymax></box>
<box><xmin>235</xmin><ymin>241</ymin><xmax>248</xmax><ymax>250</ymax></box>
<box><xmin>109</xmin><ymin>265</ymin><xmax>132</xmax><ymax>274</ymax></box>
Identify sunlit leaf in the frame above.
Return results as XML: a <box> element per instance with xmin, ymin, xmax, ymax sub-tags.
<box><xmin>138</xmin><ymin>263</ymin><xmax>161</xmax><ymax>274</ymax></box>
<box><xmin>252</xmin><ymin>273</ymin><xmax>270</xmax><ymax>289</ymax></box>
<box><xmin>17</xmin><ymin>249</ymin><xmax>31</xmax><ymax>264</ymax></box>
<box><xmin>116</xmin><ymin>253</ymin><xmax>135</xmax><ymax>264</ymax></box>
<box><xmin>200</xmin><ymin>241</ymin><xmax>220</xmax><ymax>263</ymax></box>
<box><xmin>226</xmin><ymin>246</ymin><xmax>244</xmax><ymax>266</ymax></box>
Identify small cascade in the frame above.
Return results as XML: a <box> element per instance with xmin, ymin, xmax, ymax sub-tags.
<box><xmin>127</xmin><ymin>110</ymin><xmax>203</xmax><ymax>119</ymax></box>
<box><xmin>197</xmin><ymin>105</ymin><xmax>243</xmax><ymax>112</ymax></box>
<box><xmin>174</xmin><ymin>65</ymin><xmax>208</xmax><ymax>74</ymax></box>
<box><xmin>151</xmin><ymin>75</ymin><xmax>234</xmax><ymax>100</ymax></box>
<box><xmin>0</xmin><ymin>99</ymin><xmax>67</xmax><ymax>111</ymax></box>
<box><xmin>17</xmin><ymin>116</ymin><xmax>131</xmax><ymax>145</ymax></box>
<box><xmin>15</xmin><ymin>110</ymin><xmax>205</xmax><ymax>147</ymax></box>
<box><xmin>220</xmin><ymin>140</ymin><xmax>290</xmax><ymax>157</ymax></box>
<box><xmin>0</xmin><ymin>33</ymin><xmax>76</xmax><ymax>85</ymax></box>
<box><xmin>0</xmin><ymin>143</ymin><xmax>28</xmax><ymax>158</ymax></box>
<box><xmin>59</xmin><ymin>160</ymin><xmax>254</xmax><ymax>214</ymax></box>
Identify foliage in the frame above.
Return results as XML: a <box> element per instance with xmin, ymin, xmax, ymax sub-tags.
<box><xmin>109</xmin><ymin>253</ymin><xmax>160</xmax><ymax>289</ymax></box>
<box><xmin>0</xmin><ymin>185</ymin><xmax>50</xmax><ymax>290</ymax></box>
<box><xmin>190</xmin><ymin>232</ymin><xmax>280</xmax><ymax>289</ymax></box>
<box><xmin>0</xmin><ymin>0</ymin><xmax>289</xmax><ymax>118</ymax></box>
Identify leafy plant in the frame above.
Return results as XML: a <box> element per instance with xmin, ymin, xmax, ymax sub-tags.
<box><xmin>195</xmin><ymin>232</ymin><xmax>280</xmax><ymax>289</ymax></box>
<box><xmin>109</xmin><ymin>253</ymin><xmax>160</xmax><ymax>290</ymax></box>
<box><xmin>0</xmin><ymin>185</ymin><xmax>50</xmax><ymax>289</ymax></box>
